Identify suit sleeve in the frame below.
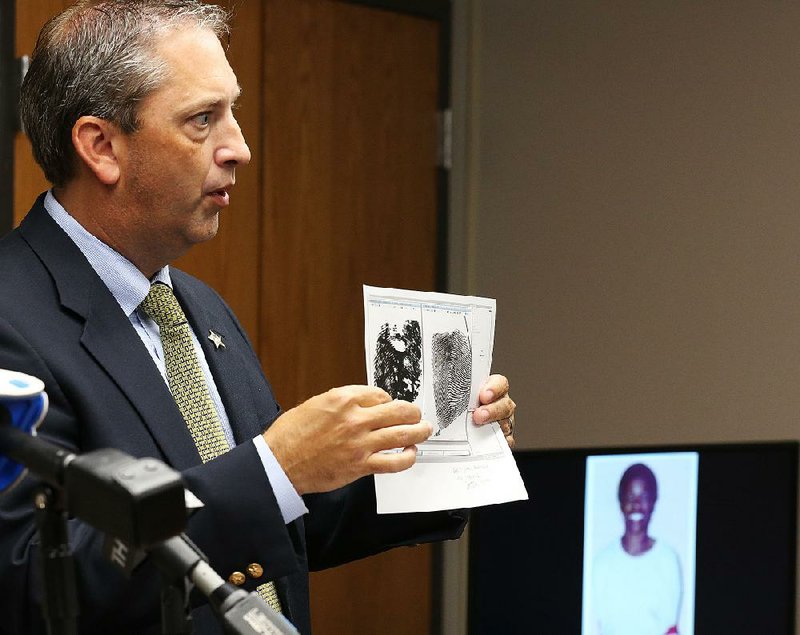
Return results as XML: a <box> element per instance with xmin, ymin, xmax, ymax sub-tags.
<box><xmin>303</xmin><ymin>477</ymin><xmax>468</xmax><ymax>571</ymax></box>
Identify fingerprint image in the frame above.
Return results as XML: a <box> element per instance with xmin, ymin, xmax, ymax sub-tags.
<box><xmin>374</xmin><ymin>320</ymin><xmax>422</xmax><ymax>401</ymax></box>
<box><xmin>431</xmin><ymin>330</ymin><xmax>472</xmax><ymax>430</ymax></box>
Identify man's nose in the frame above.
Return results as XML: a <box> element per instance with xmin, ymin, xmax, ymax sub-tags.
<box><xmin>217</xmin><ymin>117</ymin><xmax>252</xmax><ymax>167</ymax></box>
<box><xmin>631</xmin><ymin>498</ymin><xmax>646</xmax><ymax>512</ymax></box>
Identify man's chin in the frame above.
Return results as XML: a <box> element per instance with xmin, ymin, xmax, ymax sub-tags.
<box><xmin>189</xmin><ymin>212</ymin><xmax>221</xmax><ymax>245</ymax></box>
<box><xmin>197</xmin><ymin>223</ymin><xmax>220</xmax><ymax>244</ymax></box>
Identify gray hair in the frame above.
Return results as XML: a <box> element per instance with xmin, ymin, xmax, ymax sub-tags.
<box><xmin>20</xmin><ymin>0</ymin><xmax>231</xmax><ymax>187</ymax></box>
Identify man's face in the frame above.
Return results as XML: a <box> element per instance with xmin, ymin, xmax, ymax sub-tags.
<box><xmin>116</xmin><ymin>26</ymin><xmax>250</xmax><ymax>269</ymax></box>
<box><xmin>619</xmin><ymin>476</ymin><xmax>655</xmax><ymax>535</ymax></box>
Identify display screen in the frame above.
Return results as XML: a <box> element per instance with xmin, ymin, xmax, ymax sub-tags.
<box><xmin>468</xmin><ymin>442</ymin><xmax>798</xmax><ymax>634</ymax></box>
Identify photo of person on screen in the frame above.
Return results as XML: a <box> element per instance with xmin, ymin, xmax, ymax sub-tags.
<box><xmin>592</xmin><ymin>463</ymin><xmax>682</xmax><ymax>635</ymax></box>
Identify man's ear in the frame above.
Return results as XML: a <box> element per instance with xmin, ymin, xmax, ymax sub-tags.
<box><xmin>71</xmin><ymin>116</ymin><xmax>124</xmax><ymax>185</ymax></box>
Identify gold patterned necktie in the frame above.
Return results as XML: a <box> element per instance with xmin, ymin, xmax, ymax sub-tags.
<box><xmin>139</xmin><ymin>282</ymin><xmax>283</xmax><ymax>613</ymax></box>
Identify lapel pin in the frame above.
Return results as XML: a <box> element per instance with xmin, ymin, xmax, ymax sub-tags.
<box><xmin>208</xmin><ymin>330</ymin><xmax>226</xmax><ymax>350</ymax></box>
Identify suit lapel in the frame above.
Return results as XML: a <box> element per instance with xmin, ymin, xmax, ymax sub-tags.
<box><xmin>19</xmin><ymin>199</ymin><xmax>200</xmax><ymax>470</ymax></box>
<box><xmin>80</xmin><ymin>300</ymin><xmax>201</xmax><ymax>470</ymax></box>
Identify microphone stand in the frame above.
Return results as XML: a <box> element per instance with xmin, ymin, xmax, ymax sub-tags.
<box><xmin>0</xmin><ymin>421</ymin><xmax>298</xmax><ymax>634</ymax></box>
<box><xmin>32</xmin><ymin>484</ymin><xmax>78</xmax><ymax>635</ymax></box>
<box><xmin>0</xmin><ymin>421</ymin><xmax>186</xmax><ymax>634</ymax></box>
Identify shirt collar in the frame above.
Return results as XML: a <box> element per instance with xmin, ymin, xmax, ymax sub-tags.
<box><xmin>43</xmin><ymin>190</ymin><xmax>172</xmax><ymax>316</ymax></box>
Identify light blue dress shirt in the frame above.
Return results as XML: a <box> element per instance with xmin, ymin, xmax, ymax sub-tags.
<box><xmin>44</xmin><ymin>190</ymin><xmax>307</xmax><ymax>523</ymax></box>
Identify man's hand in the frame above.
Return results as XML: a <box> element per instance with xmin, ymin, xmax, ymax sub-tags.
<box><xmin>263</xmin><ymin>385</ymin><xmax>432</xmax><ymax>494</ymax></box>
<box><xmin>471</xmin><ymin>374</ymin><xmax>516</xmax><ymax>449</ymax></box>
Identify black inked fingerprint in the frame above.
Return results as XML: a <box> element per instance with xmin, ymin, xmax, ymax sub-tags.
<box><xmin>374</xmin><ymin>320</ymin><xmax>422</xmax><ymax>401</ymax></box>
<box><xmin>431</xmin><ymin>330</ymin><xmax>471</xmax><ymax>430</ymax></box>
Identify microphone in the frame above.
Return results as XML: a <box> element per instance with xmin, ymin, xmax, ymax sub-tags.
<box><xmin>0</xmin><ymin>371</ymin><xmax>300</xmax><ymax>633</ymax></box>
<box><xmin>0</xmin><ymin>368</ymin><xmax>187</xmax><ymax>546</ymax></box>
<box><xmin>0</xmin><ymin>368</ymin><xmax>49</xmax><ymax>493</ymax></box>
<box><xmin>151</xmin><ymin>535</ymin><xmax>300</xmax><ymax>634</ymax></box>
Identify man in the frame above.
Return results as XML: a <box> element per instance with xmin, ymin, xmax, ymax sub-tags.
<box><xmin>591</xmin><ymin>464</ymin><xmax>682</xmax><ymax>635</ymax></box>
<box><xmin>0</xmin><ymin>1</ymin><xmax>517</xmax><ymax>633</ymax></box>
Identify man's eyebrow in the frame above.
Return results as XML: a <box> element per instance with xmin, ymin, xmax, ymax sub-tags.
<box><xmin>182</xmin><ymin>86</ymin><xmax>243</xmax><ymax>114</ymax></box>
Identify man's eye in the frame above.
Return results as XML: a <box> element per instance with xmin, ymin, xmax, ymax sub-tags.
<box><xmin>193</xmin><ymin>113</ymin><xmax>211</xmax><ymax>127</ymax></box>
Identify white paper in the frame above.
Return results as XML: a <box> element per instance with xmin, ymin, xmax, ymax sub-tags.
<box><xmin>363</xmin><ymin>285</ymin><xmax>528</xmax><ymax>513</ymax></box>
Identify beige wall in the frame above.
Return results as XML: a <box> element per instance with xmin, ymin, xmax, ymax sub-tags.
<box><xmin>443</xmin><ymin>3</ymin><xmax>800</xmax><ymax>632</ymax></box>
<box><xmin>459</xmin><ymin>0</ymin><xmax>800</xmax><ymax>450</ymax></box>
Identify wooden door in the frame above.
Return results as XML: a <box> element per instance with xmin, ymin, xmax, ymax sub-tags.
<box><xmin>14</xmin><ymin>1</ymin><xmax>444</xmax><ymax>632</ymax></box>
<box><xmin>259</xmin><ymin>1</ymin><xmax>441</xmax><ymax>633</ymax></box>
<box><xmin>13</xmin><ymin>1</ymin><xmax>67</xmax><ymax>226</ymax></box>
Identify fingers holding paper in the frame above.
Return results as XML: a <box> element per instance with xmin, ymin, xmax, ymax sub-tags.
<box><xmin>472</xmin><ymin>373</ymin><xmax>517</xmax><ymax>449</ymax></box>
<box><xmin>263</xmin><ymin>385</ymin><xmax>432</xmax><ymax>495</ymax></box>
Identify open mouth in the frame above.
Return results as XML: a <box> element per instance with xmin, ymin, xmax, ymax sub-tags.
<box><xmin>207</xmin><ymin>188</ymin><xmax>230</xmax><ymax>207</ymax></box>
<box><xmin>627</xmin><ymin>512</ymin><xmax>645</xmax><ymax>522</ymax></box>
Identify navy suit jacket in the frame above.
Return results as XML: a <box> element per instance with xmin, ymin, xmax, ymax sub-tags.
<box><xmin>0</xmin><ymin>195</ymin><xmax>467</xmax><ymax>634</ymax></box>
